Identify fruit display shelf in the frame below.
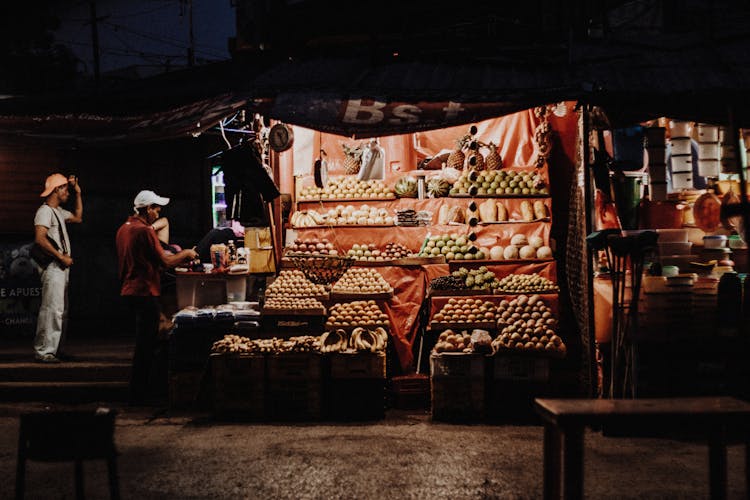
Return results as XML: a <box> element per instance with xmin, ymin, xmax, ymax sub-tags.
<box><xmin>330</xmin><ymin>290</ymin><xmax>395</xmax><ymax>301</ymax></box>
<box><xmin>448</xmin><ymin>193</ymin><xmax>551</xmax><ymax>199</ymax></box>
<box><xmin>261</xmin><ymin>307</ymin><xmax>327</xmax><ymax>316</ymax></box>
<box><xmin>427</xmin><ymin>321</ymin><xmax>497</xmax><ymax>331</ymax></box>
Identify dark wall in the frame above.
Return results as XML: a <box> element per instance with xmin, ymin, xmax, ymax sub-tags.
<box><xmin>1</xmin><ymin>135</ymin><xmax>223</xmax><ymax>337</ymax></box>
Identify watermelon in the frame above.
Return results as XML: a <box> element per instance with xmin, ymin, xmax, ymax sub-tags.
<box><xmin>394</xmin><ymin>176</ymin><xmax>418</xmax><ymax>198</ymax></box>
<box><xmin>427</xmin><ymin>178</ymin><xmax>451</xmax><ymax>198</ymax></box>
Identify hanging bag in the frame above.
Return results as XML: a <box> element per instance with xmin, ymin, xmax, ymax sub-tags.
<box><xmin>30</xmin><ymin>208</ymin><xmax>65</xmax><ymax>268</ymax></box>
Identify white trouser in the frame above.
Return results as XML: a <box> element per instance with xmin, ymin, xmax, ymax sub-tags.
<box><xmin>34</xmin><ymin>263</ymin><xmax>69</xmax><ymax>356</ymax></box>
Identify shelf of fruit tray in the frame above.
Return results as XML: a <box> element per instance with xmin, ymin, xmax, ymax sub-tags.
<box><xmin>261</xmin><ymin>306</ymin><xmax>327</xmax><ymax>316</ymax></box>
<box><xmin>447</xmin><ymin>258</ymin><xmax>555</xmax><ymax>266</ymax></box>
<box><xmin>427</xmin><ymin>321</ymin><xmax>497</xmax><ymax>331</ymax></box>
<box><xmin>478</xmin><ymin>218</ymin><xmax>550</xmax><ymax>224</ymax></box>
<box><xmin>292</xmin><ymin>224</ymin><xmax>396</xmax><ymax>229</ymax></box>
<box><xmin>447</xmin><ymin>193</ymin><xmax>551</xmax><ymax>199</ymax></box>
<box><xmin>330</xmin><ymin>290</ymin><xmax>394</xmax><ymax>301</ymax></box>
<box><xmin>298</xmin><ymin>195</ymin><xmax>396</xmax><ymax>202</ymax></box>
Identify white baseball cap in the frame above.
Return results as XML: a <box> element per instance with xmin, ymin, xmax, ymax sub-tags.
<box><xmin>133</xmin><ymin>190</ymin><xmax>170</xmax><ymax>210</ymax></box>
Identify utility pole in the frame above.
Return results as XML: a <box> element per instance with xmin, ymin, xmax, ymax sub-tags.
<box><xmin>90</xmin><ymin>0</ymin><xmax>101</xmax><ymax>82</ymax></box>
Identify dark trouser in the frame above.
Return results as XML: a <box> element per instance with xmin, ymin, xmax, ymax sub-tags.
<box><xmin>124</xmin><ymin>296</ymin><xmax>160</xmax><ymax>404</ymax></box>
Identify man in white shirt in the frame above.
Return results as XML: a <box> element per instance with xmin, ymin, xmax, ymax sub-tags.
<box><xmin>33</xmin><ymin>173</ymin><xmax>83</xmax><ymax>363</ymax></box>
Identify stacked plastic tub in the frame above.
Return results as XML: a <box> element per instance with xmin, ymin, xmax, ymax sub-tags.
<box><xmin>697</xmin><ymin>123</ymin><xmax>720</xmax><ymax>179</ymax></box>
<box><xmin>669</xmin><ymin>120</ymin><xmax>693</xmax><ymax>190</ymax></box>
<box><xmin>646</xmin><ymin>126</ymin><xmax>668</xmax><ymax>200</ymax></box>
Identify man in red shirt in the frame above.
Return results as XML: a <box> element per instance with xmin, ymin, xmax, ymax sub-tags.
<box><xmin>116</xmin><ymin>190</ymin><xmax>198</xmax><ymax>405</ymax></box>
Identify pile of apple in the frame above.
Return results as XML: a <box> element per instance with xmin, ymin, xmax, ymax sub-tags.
<box><xmin>298</xmin><ymin>177</ymin><xmax>395</xmax><ymax>201</ymax></box>
<box><xmin>322</xmin><ymin>204</ymin><xmax>395</xmax><ymax>226</ymax></box>
<box><xmin>285</xmin><ymin>238</ymin><xmax>338</xmax><ymax>256</ymax></box>
<box><xmin>417</xmin><ymin>233</ymin><xmax>486</xmax><ymax>260</ymax></box>
<box><xmin>449</xmin><ymin>169</ymin><xmax>548</xmax><ymax>197</ymax></box>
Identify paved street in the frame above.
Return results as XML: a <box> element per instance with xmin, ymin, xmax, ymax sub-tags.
<box><xmin>1</xmin><ymin>403</ymin><xmax>747</xmax><ymax>499</ymax></box>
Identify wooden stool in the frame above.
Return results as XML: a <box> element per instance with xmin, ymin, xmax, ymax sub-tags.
<box><xmin>16</xmin><ymin>408</ymin><xmax>120</xmax><ymax>500</ymax></box>
<box><xmin>535</xmin><ymin>397</ymin><xmax>750</xmax><ymax>500</ymax></box>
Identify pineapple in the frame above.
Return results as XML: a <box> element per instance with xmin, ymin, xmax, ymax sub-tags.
<box><xmin>447</xmin><ymin>134</ymin><xmax>471</xmax><ymax>170</ymax></box>
<box><xmin>485</xmin><ymin>142</ymin><xmax>503</xmax><ymax>170</ymax></box>
<box><xmin>342</xmin><ymin>142</ymin><xmax>363</xmax><ymax>175</ymax></box>
<box><xmin>466</xmin><ymin>141</ymin><xmax>485</xmax><ymax>170</ymax></box>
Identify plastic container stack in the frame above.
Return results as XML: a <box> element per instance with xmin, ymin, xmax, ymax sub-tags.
<box><xmin>697</xmin><ymin>123</ymin><xmax>720</xmax><ymax>178</ymax></box>
<box><xmin>669</xmin><ymin>120</ymin><xmax>693</xmax><ymax>190</ymax></box>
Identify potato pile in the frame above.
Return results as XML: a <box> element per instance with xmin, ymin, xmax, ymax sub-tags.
<box><xmin>263</xmin><ymin>296</ymin><xmax>325</xmax><ymax>314</ymax></box>
<box><xmin>266</xmin><ymin>270</ymin><xmax>328</xmax><ymax>299</ymax></box>
<box><xmin>433</xmin><ymin>329</ymin><xmax>472</xmax><ymax>353</ymax></box>
<box><xmin>298</xmin><ymin>177</ymin><xmax>395</xmax><ymax>201</ymax></box>
<box><xmin>286</xmin><ymin>238</ymin><xmax>338</xmax><ymax>256</ymax></box>
<box><xmin>492</xmin><ymin>294</ymin><xmax>566</xmax><ymax>356</ymax></box>
<box><xmin>332</xmin><ymin>268</ymin><xmax>392</xmax><ymax>295</ymax></box>
<box><xmin>418</xmin><ymin>233</ymin><xmax>485</xmax><ymax>260</ymax></box>
<box><xmin>211</xmin><ymin>334</ymin><xmax>255</xmax><ymax>354</ymax></box>
<box><xmin>322</xmin><ymin>204</ymin><xmax>395</xmax><ymax>226</ymax></box>
<box><xmin>211</xmin><ymin>335</ymin><xmax>322</xmax><ymax>355</ymax></box>
<box><xmin>495</xmin><ymin>273</ymin><xmax>559</xmax><ymax>293</ymax></box>
<box><xmin>449</xmin><ymin>169</ymin><xmax>548</xmax><ymax>196</ymax></box>
<box><xmin>451</xmin><ymin>266</ymin><xmax>500</xmax><ymax>291</ymax></box>
<box><xmin>431</xmin><ymin>298</ymin><xmax>497</xmax><ymax>325</ymax></box>
<box><xmin>326</xmin><ymin>300</ymin><xmax>390</xmax><ymax>329</ymax></box>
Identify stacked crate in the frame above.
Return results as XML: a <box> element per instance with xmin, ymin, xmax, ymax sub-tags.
<box><xmin>486</xmin><ymin>353</ymin><xmax>550</xmax><ymax>421</ymax></box>
<box><xmin>211</xmin><ymin>353</ymin><xmax>265</xmax><ymax>419</ymax></box>
<box><xmin>430</xmin><ymin>354</ymin><xmax>486</xmax><ymax>422</ymax></box>
<box><xmin>325</xmin><ymin>352</ymin><xmax>386</xmax><ymax>420</ymax></box>
<box><xmin>266</xmin><ymin>353</ymin><xmax>322</xmax><ymax>420</ymax></box>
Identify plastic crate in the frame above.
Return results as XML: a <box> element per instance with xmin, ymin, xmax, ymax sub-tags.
<box><xmin>389</xmin><ymin>374</ymin><xmax>430</xmax><ymax>410</ymax></box>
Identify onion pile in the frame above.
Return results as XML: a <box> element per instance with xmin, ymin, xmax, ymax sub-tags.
<box><xmin>263</xmin><ymin>296</ymin><xmax>325</xmax><ymax>313</ymax></box>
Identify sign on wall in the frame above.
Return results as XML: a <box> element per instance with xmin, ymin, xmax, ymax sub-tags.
<box><xmin>0</xmin><ymin>241</ymin><xmax>41</xmax><ymax>336</ymax></box>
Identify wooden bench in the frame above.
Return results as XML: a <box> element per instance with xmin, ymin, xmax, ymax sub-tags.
<box><xmin>534</xmin><ymin>397</ymin><xmax>750</xmax><ymax>500</ymax></box>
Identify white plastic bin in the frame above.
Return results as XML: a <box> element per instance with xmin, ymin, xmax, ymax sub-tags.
<box><xmin>672</xmin><ymin>171</ymin><xmax>693</xmax><ymax>190</ymax></box>
<box><xmin>698</xmin><ymin>142</ymin><xmax>719</xmax><ymax>159</ymax></box>
<box><xmin>672</xmin><ymin>154</ymin><xmax>692</xmax><ymax>172</ymax></box>
<box><xmin>697</xmin><ymin>124</ymin><xmax>719</xmax><ymax>142</ymax></box>
<box><xmin>698</xmin><ymin>159</ymin><xmax>720</xmax><ymax>177</ymax></box>
<box><xmin>671</xmin><ymin>138</ymin><xmax>692</xmax><ymax>155</ymax></box>
<box><xmin>669</xmin><ymin>120</ymin><xmax>692</xmax><ymax>138</ymax></box>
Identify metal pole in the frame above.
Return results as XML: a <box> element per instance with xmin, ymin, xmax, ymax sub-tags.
<box><xmin>187</xmin><ymin>0</ymin><xmax>195</xmax><ymax>67</ymax></box>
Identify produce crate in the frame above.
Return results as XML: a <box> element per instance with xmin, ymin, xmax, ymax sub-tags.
<box><xmin>329</xmin><ymin>352</ymin><xmax>387</xmax><ymax>379</ymax></box>
<box><xmin>266</xmin><ymin>353</ymin><xmax>322</xmax><ymax>420</ymax></box>
<box><xmin>168</xmin><ymin>369</ymin><xmax>204</xmax><ymax>410</ymax></box>
<box><xmin>261</xmin><ymin>314</ymin><xmax>326</xmax><ymax>336</ymax></box>
<box><xmin>211</xmin><ymin>354</ymin><xmax>265</xmax><ymax>418</ymax></box>
<box><xmin>324</xmin><ymin>352</ymin><xmax>387</xmax><ymax>420</ymax></box>
<box><xmin>430</xmin><ymin>354</ymin><xmax>486</xmax><ymax>422</ymax></box>
<box><xmin>267</xmin><ymin>353</ymin><xmax>321</xmax><ymax>381</ymax></box>
<box><xmin>168</xmin><ymin>326</ymin><xmax>227</xmax><ymax>372</ymax></box>
<box><xmin>267</xmin><ymin>379</ymin><xmax>321</xmax><ymax>420</ymax></box>
<box><xmin>486</xmin><ymin>353</ymin><xmax>551</xmax><ymax>422</ymax></box>
<box><xmin>389</xmin><ymin>374</ymin><xmax>430</xmax><ymax>409</ymax></box>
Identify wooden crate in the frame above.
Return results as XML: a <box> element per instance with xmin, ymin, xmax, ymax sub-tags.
<box><xmin>486</xmin><ymin>354</ymin><xmax>551</xmax><ymax>422</ymax></box>
<box><xmin>329</xmin><ymin>352</ymin><xmax>386</xmax><ymax>379</ymax></box>
<box><xmin>168</xmin><ymin>370</ymin><xmax>203</xmax><ymax>410</ymax></box>
<box><xmin>430</xmin><ymin>354</ymin><xmax>486</xmax><ymax>422</ymax></box>
<box><xmin>267</xmin><ymin>353</ymin><xmax>321</xmax><ymax>381</ymax></box>
<box><xmin>267</xmin><ymin>379</ymin><xmax>322</xmax><ymax>420</ymax></box>
<box><xmin>262</xmin><ymin>315</ymin><xmax>326</xmax><ymax>336</ymax></box>
<box><xmin>210</xmin><ymin>354</ymin><xmax>265</xmax><ymax>418</ymax></box>
<box><xmin>389</xmin><ymin>374</ymin><xmax>430</xmax><ymax>410</ymax></box>
<box><xmin>325</xmin><ymin>378</ymin><xmax>386</xmax><ymax>421</ymax></box>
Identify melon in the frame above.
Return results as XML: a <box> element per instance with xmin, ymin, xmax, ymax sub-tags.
<box><xmin>394</xmin><ymin>176</ymin><xmax>418</xmax><ymax>198</ymax></box>
<box><xmin>427</xmin><ymin>178</ymin><xmax>451</xmax><ymax>198</ymax></box>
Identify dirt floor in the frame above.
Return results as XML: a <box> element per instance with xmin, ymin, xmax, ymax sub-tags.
<box><xmin>0</xmin><ymin>403</ymin><xmax>747</xmax><ymax>500</ymax></box>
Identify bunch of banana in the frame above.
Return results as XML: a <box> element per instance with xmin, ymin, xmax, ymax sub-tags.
<box><xmin>319</xmin><ymin>329</ymin><xmax>348</xmax><ymax>353</ymax></box>
<box><xmin>290</xmin><ymin>209</ymin><xmax>324</xmax><ymax>228</ymax></box>
<box><xmin>350</xmin><ymin>327</ymin><xmax>388</xmax><ymax>352</ymax></box>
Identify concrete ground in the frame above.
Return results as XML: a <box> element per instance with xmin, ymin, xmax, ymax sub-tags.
<box><xmin>0</xmin><ymin>402</ymin><xmax>747</xmax><ymax>499</ymax></box>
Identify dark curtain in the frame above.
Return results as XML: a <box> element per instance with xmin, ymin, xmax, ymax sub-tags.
<box><xmin>218</xmin><ymin>144</ymin><xmax>280</xmax><ymax>227</ymax></box>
